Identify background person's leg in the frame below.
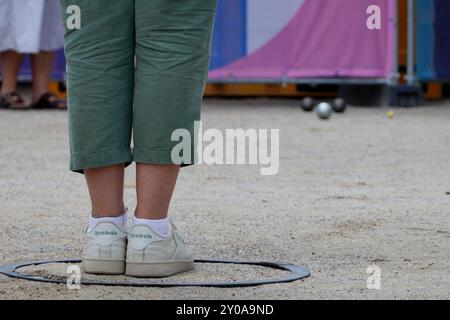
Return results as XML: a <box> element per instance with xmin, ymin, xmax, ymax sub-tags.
<box><xmin>0</xmin><ymin>51</ymin><xmax>27</xmax><ymax>109</ymax></box>
<box><xmin>30</xmin><ymin>51</ymin><xmax>55</xmax><ymax>102</ymax></box>
<box><xmin>1</xmin><ymin>50</ymin><xmax>24</xmax><ymax>94</ymax></box>
<box><xmin>1</xmin><ymin>50</ymin><xmax>23</xmax><ymax>94</ymax></box>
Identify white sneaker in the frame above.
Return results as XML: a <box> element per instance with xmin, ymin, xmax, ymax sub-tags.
<box><xmin>126</xmin><ymin>223</ymin><xmax>194</xmax><ymax>278</ymax></box>
<box><xmin>82</xmin><ymin>222</ymin><xmax>127</xmax><ymax>275</ymax></box>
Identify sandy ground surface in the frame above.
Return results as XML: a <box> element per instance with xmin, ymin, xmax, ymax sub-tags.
<box><xmin>0</xmin><ymin>96</ymin><xmax>449</xmax><ymax>300</ymax></box>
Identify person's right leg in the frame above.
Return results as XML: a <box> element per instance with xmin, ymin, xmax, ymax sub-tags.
<box><xmin>125</xmin><ymin>0</ymin><xmax>217</xmax><ymax>278</ymax></box>
<box><xmin>135</xmin><ymin>163</ymin><xmax>180</xmax><ymax>220</ymax></box>
<box><xmin>133</xmin><ymin>0</ymin><xmax>217</xmax><ymax>221</ymax></box>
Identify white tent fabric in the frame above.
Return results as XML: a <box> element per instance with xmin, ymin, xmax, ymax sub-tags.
<box><xmin>0</xmin><ymin>0</ymin><xmax>64</xmax><ymax>53</ymax></box>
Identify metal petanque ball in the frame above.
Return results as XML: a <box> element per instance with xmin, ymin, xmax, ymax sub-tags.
<box><xmin>315</xmin><ymin>102</ymin><xmax>333</xmax><ymax>120</ymax></box>
<box><xmin>301</xmin><ymin>97</ymin><xmax>315</xmax><ymax>112</ymax></box>
<box><xmin>332</xmin><ymin>98</ymin><xmax>347</xmax><ymax>113</ymax></box>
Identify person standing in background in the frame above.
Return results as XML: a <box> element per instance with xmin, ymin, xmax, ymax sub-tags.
<box><xmin>0</xmin><ymin>0</ymin><xmax>65</xmax><ymax>109</ymax></box>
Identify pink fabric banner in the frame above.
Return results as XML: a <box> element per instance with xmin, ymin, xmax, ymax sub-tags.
<box><xmin>209</xmin><ymin>0</ymin><xmax>395</xmax><ymax>80</ymax></box>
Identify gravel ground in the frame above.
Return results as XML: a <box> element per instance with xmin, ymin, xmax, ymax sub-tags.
<box><xmin>0</xmin><ymin>96</ymin><xmax>449</xmax><ymax>300</ymax></box>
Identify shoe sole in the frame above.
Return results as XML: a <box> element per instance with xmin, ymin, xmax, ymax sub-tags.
<box><xmin>83</xmin><ymin>259</ymin><xmax>125</xmax><ymax>275</ymax></box>
<box><xmin>125</xmin><ymin>260</ymin><xmax>194</xmax><ymax>278</ymax></box>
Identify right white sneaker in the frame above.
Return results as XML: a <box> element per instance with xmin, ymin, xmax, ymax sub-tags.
<box><xmin>82</xmin><ymin>222</ymin><xmax>127</xmax><ymax>275</ymax></box>
<box><xmin>126</xmin><ymin>223</ymin><xmax>194</xmax><ymax>278</ymax></box>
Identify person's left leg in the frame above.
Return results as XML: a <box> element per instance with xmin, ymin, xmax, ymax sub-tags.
<box><xmin>85</xmin><ymin>164</ymin><xmax>126</xmax><ymax>217</ymax></box>
<box><xmin>60</xmin><ymin>0</ymin><xmax>135</xmax><ymax>275</ymax></box>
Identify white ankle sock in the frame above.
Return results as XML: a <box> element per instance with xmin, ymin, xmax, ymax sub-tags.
<box><xmin>89</xmin><ymin>211</ymin><xmax>128</xmax><ymax>233</ymax></box>
<box><xmin>132</xmin><ymin>215</ymin><xmax>171</xmax><ymax>237</ymax></box>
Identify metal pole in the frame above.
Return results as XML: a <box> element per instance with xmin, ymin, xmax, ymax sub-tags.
<box><xmin>391</xmin><ymin>0</ymin><xmax>399</xmax><ymax>85</ymax></box>
<box><xmin>406</xmin><ymin>0</ymin><xmax>416</xmax><ymax>84</ymax></box>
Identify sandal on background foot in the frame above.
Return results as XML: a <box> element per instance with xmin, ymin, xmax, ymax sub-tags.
<box><xmin>0</xmin><ymin>91</ymin><xmax>28</xmax><ymax>110</ymax></box>
<box><xmin>31</xmin><ymin>92</ymin><xmax>66</xmax><ymax>110</ymax></box>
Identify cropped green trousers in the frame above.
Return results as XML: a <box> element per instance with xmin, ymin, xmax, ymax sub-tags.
<box><xmin>60</xmin><ymin>0</ymin><xmax>217</xmax><ymax>173</ymax></box>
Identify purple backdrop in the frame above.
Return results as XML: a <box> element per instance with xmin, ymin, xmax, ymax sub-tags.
<box><xmin>14</xmin><ymin>0</ymin><xmax>395</xmax><ymax>82</ymax></box>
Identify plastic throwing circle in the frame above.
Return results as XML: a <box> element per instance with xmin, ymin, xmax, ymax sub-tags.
<box><xmin>0</xmin><ymin>258</ymin><xmax>311</xmax><ymax>288</ymax></box>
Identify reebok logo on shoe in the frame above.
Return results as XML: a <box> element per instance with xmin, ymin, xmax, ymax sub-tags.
<box><xmin>94</xmin><ymin>230</ymin><xmax>118</xmax><ymax>236</ymax></box>
<box><xmin>129</xmin><ymin>233</ymin><xmax>152</xmax><ymax>239</ymax></box>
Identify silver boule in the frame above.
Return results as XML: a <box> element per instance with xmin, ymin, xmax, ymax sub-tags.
<box><xmin>315</xmin><ymin>102</ymin><xmax>333</xmax><ymax>120</ymax></box>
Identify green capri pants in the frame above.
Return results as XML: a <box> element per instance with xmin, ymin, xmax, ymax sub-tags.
<box><xmin>60</xmin><ymin>0</ymin><xmax>217</xmax><ymax>173</ymax></box>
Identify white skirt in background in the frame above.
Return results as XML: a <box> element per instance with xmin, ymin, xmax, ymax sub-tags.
<box><xmin>0</xmin><ymin>0</ymin><xmax>64</xmax><ymax>54</ymax></box>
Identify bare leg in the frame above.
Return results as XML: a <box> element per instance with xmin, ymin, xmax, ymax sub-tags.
<box><xmin>85</xmin><ymin>164</ymin><xmax>126</xmax><ymax>217</ymax></box>
<box><xmin>135</xmin><ymin>164</ymin><xmax>180</xmax><ymax>219</ymax></box>
<box><xmin>30</xmin><ymin>51</ymin><xmax>55</xmax><ymax>102</ymax></box>
<box><xmin>1</xmin><ymin>50</ymin><xmax>24</xmax><ymax>94</ymax></box>
<box><xmin>1</xmin><ymin>51</ymin><xmax>26</xmax><ymax>108</ymax></box>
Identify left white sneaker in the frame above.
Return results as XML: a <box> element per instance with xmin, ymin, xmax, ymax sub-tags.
<box><xmin>82</xmin><ymin>222</ymin><xmax>127</xmax><ymax>275</ymax></box>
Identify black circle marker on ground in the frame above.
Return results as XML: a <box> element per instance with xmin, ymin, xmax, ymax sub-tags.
<box><xmin>0</xmin><ymin>258</ymin><xmax>310</xmax><ymax>288</ymax></box>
